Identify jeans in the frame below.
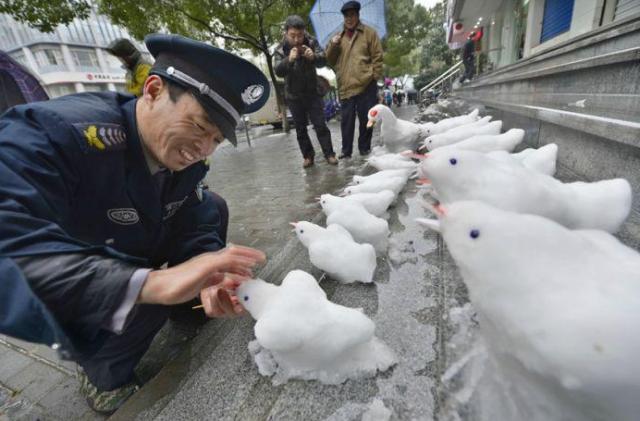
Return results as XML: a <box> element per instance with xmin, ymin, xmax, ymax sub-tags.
<box><xmin>460</xmin><ymin>57</ymin><xmax>475</xmax><ymax>82</ymax></box>
<box><xmin>287</xmin><ymin>95</ymin><xmax>335</xmax><ymax>160</ymax></box>
<box><xmin>339</xmin><ymin>81</ymin><xmax>378</xmax><ymax>156</ymax></box>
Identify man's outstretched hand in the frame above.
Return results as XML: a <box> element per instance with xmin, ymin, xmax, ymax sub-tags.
<box><xmin>199</xmin><ymin>274</ymin><xmax>245</xmax><ymax>318</ymax></box>
<box><xmin>137</xmin><ymin>245</ymin><xmax>266</xmax><ymax>306</ymax></box>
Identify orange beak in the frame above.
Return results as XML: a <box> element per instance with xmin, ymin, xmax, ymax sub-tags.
<box><xmin>416</xmin><ymin>178</ymin><xmax>431</xmax><ymax>185</ymax></box>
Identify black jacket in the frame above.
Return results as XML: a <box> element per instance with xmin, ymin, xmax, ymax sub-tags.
<box><xmin>462</xmin><ymin>38</ymin><xmax>475</xmax><ymax>61</ymax></box>
<box><xmin>274</xmin><ymin>34</ymin><xmax>327</xmax><ymax>101</ymax></box>
<box><xmin>0</xmin><ymin>92</ymin><xmax>225</xmax><ymax>358</ymax></box>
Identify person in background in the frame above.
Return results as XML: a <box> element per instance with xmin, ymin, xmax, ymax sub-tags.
<box><xmin>274</xmin><ymin>15</ymin><xmax>337</xmax><ymax>168</ymax></box>
<box><xmin>326</xmin><ymin>0</ymin><xmax>383</xmax><ymax>159</ymax></box>
<box><xmin>383</xmin><ymin>86</ymin><xmax>393</xmax><ymax>106</ymax></box>
<box><xmin>107</xmin><ymin>38</ymin><xmax>153</xmax><ymax>97</ymax></box>
<box><xmin>459</xmin><ymin>32</ymin><xmax>476</xmax><ymax>83</ymax></box>
<box><xmin>396</xmin><ymin>89</ymin><xmax>405</xmax><ymax>107</ymax></box>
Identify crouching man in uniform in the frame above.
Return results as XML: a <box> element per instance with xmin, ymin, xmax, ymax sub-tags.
<box><xmin>0</xmin><ymin>34</ymin><xmax>270</xmax><ymax>414</ymax></box>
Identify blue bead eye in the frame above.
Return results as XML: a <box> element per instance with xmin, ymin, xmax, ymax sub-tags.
<box><xmin>449</xmin><ymin>158</ymin><xmax>457</xmax><ymax>165</ymax></box>
<box><xmin>300</xmin><ymin>229</ymin><xmax>304</xmax><ymax>234</ymax></box>
<box><xmin>244</xmin><ymin>295</ymin><xmax>249</xmax><ymax>302</ymax></box>
<box><xmin>470</xmin><ymin>229</ymin><xmax>480</xmax><ymax>239</ymax></box>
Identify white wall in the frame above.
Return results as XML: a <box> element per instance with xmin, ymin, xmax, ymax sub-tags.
<box><xmin>486</xmin><ymin>12</ymin><xmax>504</xmax><ymax>69</ymax></box>
<box><xmin>526</xmin><ymin>0</ymin><xmax>604</xmax><ymax>56</ymax></box>
<box><xmin>499</xmin><ymin>0</ymin><xmax>521</xmax><ymax>66</ymax></box>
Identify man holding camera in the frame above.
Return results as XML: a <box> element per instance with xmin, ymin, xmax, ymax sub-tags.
<box><xmin>275</xmin><ymin>15</ymin><xmax>338</xmax><ymax>168</ymax></box>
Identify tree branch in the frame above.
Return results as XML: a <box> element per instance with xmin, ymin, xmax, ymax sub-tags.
<box><xmin>173</xmin><ymin>5</ymin><xmax>262</xmax><ymax>50</ymax></box>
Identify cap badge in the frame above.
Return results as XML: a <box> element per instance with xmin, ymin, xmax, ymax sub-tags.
<box><xmin>241</xmin><ymin>85</ymin><xmax>265</xmax><ymax>105</ymax></box>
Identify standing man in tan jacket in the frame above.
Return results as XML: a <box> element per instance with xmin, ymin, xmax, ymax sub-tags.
<box><xmin>326</xmin><ymin>1</ymin><xmax>384</xmax><ymax>159</ymax></box>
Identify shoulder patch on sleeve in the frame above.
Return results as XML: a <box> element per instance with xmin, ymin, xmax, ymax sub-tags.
<box><xmin>72</xmin><ymin>123</ymin><xmax>128</xmax><ymax>153</ymax></box>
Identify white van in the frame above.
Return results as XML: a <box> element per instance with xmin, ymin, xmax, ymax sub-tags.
<box><xmin>245</xmin><ymin>81</ymin><xmax>291</xmax><ymax>128</ymax></box>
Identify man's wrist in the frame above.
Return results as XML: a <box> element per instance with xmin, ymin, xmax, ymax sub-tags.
<box><xmin>109</xmin><ymin>268</ymin><xmax>150</xmax><ymax>333</ymax></box>
<box><xmin>137</xmin><ymin>269</ymin><xmax>165</xmax><ymax>304</ymax></box>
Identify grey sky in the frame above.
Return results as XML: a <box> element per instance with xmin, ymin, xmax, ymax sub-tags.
<box><xmin>414</xmin><ymin>0</ymin><xmax>441</xmax><ymax>10</ymax></box>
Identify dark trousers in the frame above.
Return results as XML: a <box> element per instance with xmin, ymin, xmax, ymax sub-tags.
<box><xmin>340</xmin><ymin>81</ymin><xmax>378</xmax><ymax>156</ymax></box>
<box><xmin>78</xmin><ymin>193</ymin><xmax>229</xmax><ymax>391</ymax></box>
<box><xmin>460</xmin><ymin>57</ymin><xmax>475</xmax><ymax>82</ymax></box>
<box><xmin>78</xmin><ymin>304</ymin><xmax>169</xmax><ymax>391</ymax></box>
<box><xmin>288</xmin><ymin>95</ymin><xmax>335</xmax><ymax>160</ymax></box>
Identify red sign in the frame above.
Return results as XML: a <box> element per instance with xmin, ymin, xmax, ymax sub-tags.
<box><xmin>85</xmin><ymin>73</ymin><xmax>124</xmax><ymax>81</ymax></box>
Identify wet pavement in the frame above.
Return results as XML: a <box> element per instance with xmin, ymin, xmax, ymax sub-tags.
<box><xmin>109</xmin><ymin>104</ymin><xmax>472</xmax><ymax>421</ymax></box>
<box><xmin>2</xmin><ymin>105</ymin><xmax>445</xmax><ymax>421</ymax></box>
<box><xmin>5</xmin><ymin>101</ymin><xmax>636</xmax><ymax>420</ymax></box>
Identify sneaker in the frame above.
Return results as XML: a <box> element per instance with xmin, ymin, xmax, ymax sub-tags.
<box><xmin>326</xmin><ymin>156</ymin><xmax>338</xmax><ymax>165</ymax></box>
<box><xmin>303</xmin><ymin>157</ymin><xmax>314</xmax><ymax>168</ymax></box>
<box><xmin>78</xmin><ymin>368</ymin><xmax>139</xmax><ymax>415</ymax></box>
<box><xmin>338</xmin><ymin>154</ymin><xmax>351</xmax><ymax>159</ymax></box>
<box><xmin>359</xmin><ymin>149</ymin><xmax>371</xmax><ymax>156</ymax></box>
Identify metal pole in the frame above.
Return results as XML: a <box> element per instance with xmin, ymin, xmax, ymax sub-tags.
<box><xmin>242</xmin><ymin>115</ymin><xmax>252</xmax><ymax>148</ymax></box>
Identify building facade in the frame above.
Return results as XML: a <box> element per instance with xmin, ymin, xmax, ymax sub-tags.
<box><xmin>446</xmin><ymin>0</ymin><xmax>640</xmax><ymax>71</ymax></box>
<box><xmin>1</xmin><ymin>9</ymin><xmax>149</xmax><ymax>98</ymax></box>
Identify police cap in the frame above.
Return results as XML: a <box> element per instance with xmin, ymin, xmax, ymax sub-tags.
<box><xmin>145</xmin><ymin>34</ymin><xmax>270</xmax><ymax>145</ymax></box>
<box><xmin>341</xmin><ymin>1</ymin><xmax>361</xmax><ymax>14</ymax></box>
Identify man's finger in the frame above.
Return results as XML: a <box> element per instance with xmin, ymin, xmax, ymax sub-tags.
<box><xmin>225</xmin><ymin>245</ymin><xmax>266</xmax><ymax>262</ymax></box>
<box><xmin>216</xmin><ymin>288</ymin><xmax>236</xmax><ymax>316</ymax></box>
<box><xmin>225</xmin><ymin>273</ymin><xmax>251</xmax><ymax>283</ymax></box>
<box><xmin>218</xmin><ymin>255</ymin><xmax>262</xmax><ymax>276</ymax></box>
<box><xmin>230</xmin><ymin>295</ymin><xmax>246</xmax><ymax>315</ymax></box>
<box><xmin>209</xmin><ymin>297</ymin><xmax>224</xmax><ymax>318</ymax></box>
<box><xmin>201</xmin><ymin>288</ymin><xmax>217</xmax><ymax>318</ymax></box>
<box><xmin>220</xmin><ymin>275</ymin><xmax>244</xmax><ymax>290</ymax></box>
<box><xmin>212</xmin><ymin>271</ymin><xmax>226</xmax><ymax>281</ymax></box>
<box><xmin>206</xmin><ymin>271</ymin><xmax>226</xmax><ymax>286</ymax></box>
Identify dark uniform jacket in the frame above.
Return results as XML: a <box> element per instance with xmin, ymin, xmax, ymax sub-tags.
<box><xmin>0</xmin><ymin>92</ymin><xmax>225</xmax><ymax>358</ymax></box>
<box><xmin>274</xmin><ymin>33</ymin><xmax>327</xmax><ymax>101</ymax></box>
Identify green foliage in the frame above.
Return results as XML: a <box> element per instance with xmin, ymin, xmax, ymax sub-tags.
<box><xmin>95</xmin><ymin>0</ymin><xmax>314</xmax><ymax>123</ymax></box>
<box><xmin>1</xmin><ymin>0</ymin><xmax>457</xmax><ymax>97</ymax></box>
<box><xmin>98</xmin><ymin>0</ymin><xmax>311</xmax><ymax>54</ymax></box>
<box><xmin>414</xmin><ymin>0</ymin><xmax>458</xmax><ymax>90</ymax></box>
<box><xmin>0</xmin><ymin>0</ymin><xmax>90</xmax><ymax>32</ymax></box>
<box><xmin>383</xmin><ymin>0</ymin><xmax>430</xmax><ymax>77</ymax></box>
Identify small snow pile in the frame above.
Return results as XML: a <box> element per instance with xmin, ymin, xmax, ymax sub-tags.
<box><xmin>361</xmin><ymin>398</ymin><xmax>392</xmax><ymax>421</ymax></box>
<box><xmin>239</xmin><ymin>271</ymin><xmax>396</xmax><ymax>385</ymax></box>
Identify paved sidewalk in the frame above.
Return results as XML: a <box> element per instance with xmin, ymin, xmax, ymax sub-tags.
<box><xmin>0</xmin><ymin>108</ymin><xmax>386</xmax><ymax>421</ymax></box>
<box><xmin>109</xmin><ymin>104</ymin><xmax>471</xmax><ymax>420</ymax></box>
<box><xmin>8</xmin><ymin>101</ymin><xmax>634</xmax><ymax>420</ymax></box>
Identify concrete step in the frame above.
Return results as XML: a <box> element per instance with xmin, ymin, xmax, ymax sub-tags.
<box><xmin>454</xmin><ymin>15</ymin><xmax>640</xmax><ymax>250</ymax></box>
<box><xmin>111</xmin><ymin>101</ymin><xmax>639</xmax><ymax>420</ymax></box>
<box><xmin>465</xmin><ymin>15</ymin><xmax>640</xmax><ymax>111</ymax></box>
